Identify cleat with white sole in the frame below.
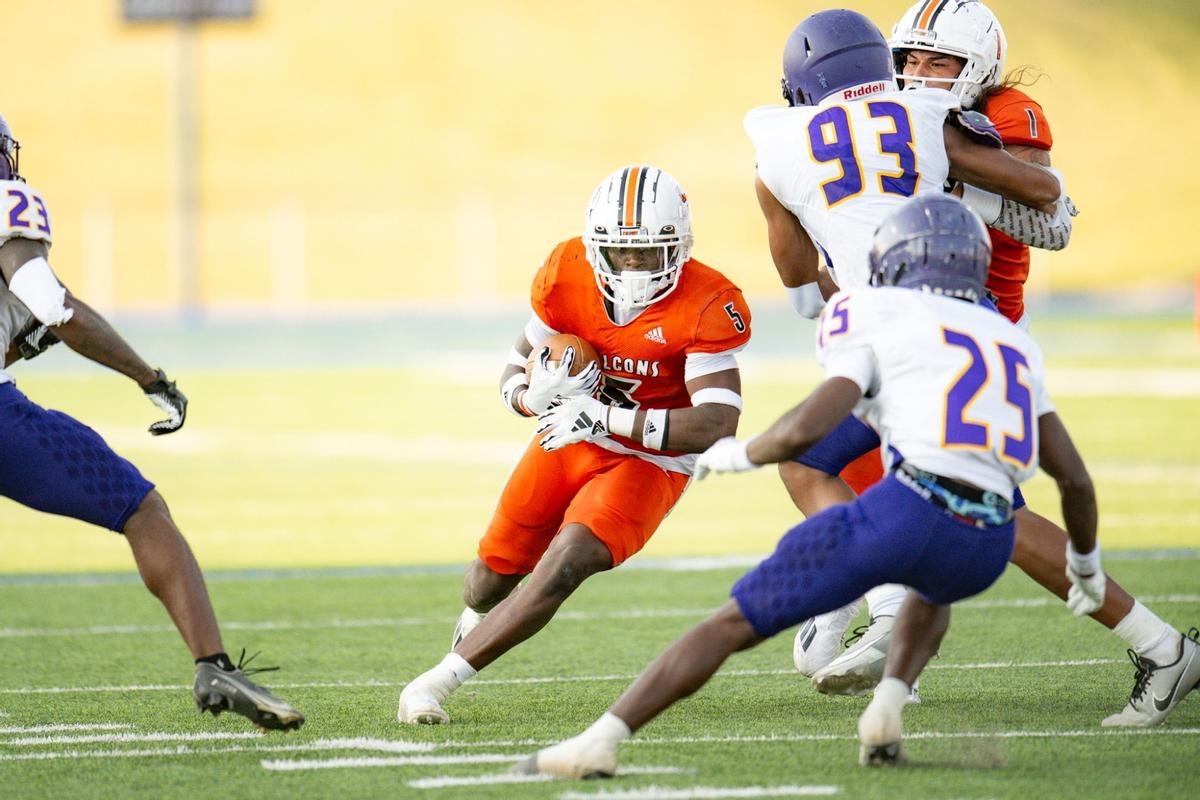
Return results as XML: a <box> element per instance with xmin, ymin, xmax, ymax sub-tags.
<box><xmin>812</xmin><ymin>614</ymin><xmax>894</xmax><ymax>696</ymax></box>
<box><xmin>451</xmin><ymin>608</ymin><xmax>486</xmax><ymax>650</ymax></box>
<box><xmin>193</xmin><ymin>659</ymin><xmax>304</xmax><ymax>732</ymax></box>
<box><xmin>793</xmin><ymin>600</ymin><xmax>860</xmax><ymax>676</ymax></box>
<box><xmin>1102</xmin><ymin>627</ymin><xmax>1200</xmax><ymax>727</ymax></box>
<box><xmin>858</xmin><ymin>677</ymin><xmax>907</xmax><ymax>767</ymax></box>
<box><xmin>398</xmin><ymin>679</ymin><xmax>450</xmax><ymax>725</ymax></box>
<box><xmin>509</xmin><ymin>735</ymin><xmax>617</xmax><ymax>779</ymax></box>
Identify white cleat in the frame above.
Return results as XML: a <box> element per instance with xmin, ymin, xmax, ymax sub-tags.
<box><xmin>858</xmin><ymin>678</ymin><xmax>908</xmax><ymax>767</ymax></box>
<box><xmin>452</xmin><ymin>608</ymin><xmax>486</xmax><ymax>650</ymax></box>
<box><xmin>509</xmin><ymin>734</ymin><xmax>617</xmax><ymax>779</ymax></box>
<box><xmin>1102</xmin><ymin>627</ymin><xmax>1200</xmax><ymax>727</ymax></box>
<box><xmin>812</xmin><ymin>614</ymin><xmax>894</xmax><ymax>696</ymax></box>
<box><xmin>398</xmin><ymin>678</ymin><xmax>450</xmax><ymax>725</ymax></box>
<box><xmin>793</xmin><ymin>600</ymin><xmax>861</xmax><ymax>676</ymax></box>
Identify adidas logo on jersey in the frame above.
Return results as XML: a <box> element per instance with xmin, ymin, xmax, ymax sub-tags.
<box><xmin>644</xmin><ymin>326</ymin><xmax>667</xmax><ymax>344</ymax></box>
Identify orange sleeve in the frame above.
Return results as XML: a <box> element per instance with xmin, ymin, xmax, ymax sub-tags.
<box><xmin>984</xmin><ymin>88</ymin><xmax>1052</xmax><ymax>150</ymax></box>
<box><xmin>529</xmin><ymin>240</ymin><xmax>574</xmax><ymax>329</ymax></box>
<box><xmin>690</xmin><ymin>284</ymin><xmax>752</xmax><ymax>354</ymax></box>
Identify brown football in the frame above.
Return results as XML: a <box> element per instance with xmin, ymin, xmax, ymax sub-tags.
<box><xmin>525</xmin><ymin>333</ymin><xmax>601</xmax><ymax>380</ymax></box>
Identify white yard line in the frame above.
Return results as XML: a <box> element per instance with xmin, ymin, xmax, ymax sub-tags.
<box><xmin>556</xmin><ymin>787</ymin><xmax>840</xmax><ymax>800</ymax></box>
<box><xmin>0</xmin><ymin>658</ymin><xmax>1148</xmax><ymax>696</ymax></box>
<box><xmin>406</xmin><ymin>765</ymin><xmax>687</xmax><ymax>789</ymax></box>
<box><xmin>1</xmin><ymin>593</ymin><xmax>1197</xmax><ymax>640</ymax></box>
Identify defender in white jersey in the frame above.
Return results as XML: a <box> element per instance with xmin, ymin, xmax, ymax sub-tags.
<box><xmin>745</xmin><ymin>9</ymin><xmax>1063</xmax><ymax>311</ymax></box>
<box><xmin>511</xmin><ymin>194</ymin><xmax>1102</xmax><ymax>777</ymax></box>
<box><xmin>0</xmin><ymin>113</ymin><xmax>304</xmax><ymax>731</ymax></box>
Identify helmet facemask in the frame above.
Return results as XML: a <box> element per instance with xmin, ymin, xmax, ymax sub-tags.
<box><xmin>0</xmin><ymin>115</ymin><xmax>20</xmax><ymax>181</ymax></box>
<box><xmin>584</xmin><ymin>166</ymin><xmax>693</xmax><ymax>311</ymax></box>
<box><xmin>889</xmin><ymin>0</ymin><xmax>1007</xmax><ymax>109</ymax></box>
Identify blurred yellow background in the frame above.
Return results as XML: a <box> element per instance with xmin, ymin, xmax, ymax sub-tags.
<box><xmin>7</xmin><ymin>0</ymin><xmax>1200</xmax><ymax>314</ymax></box>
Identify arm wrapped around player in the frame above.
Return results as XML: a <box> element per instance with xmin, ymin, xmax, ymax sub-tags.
<box><xmin>991</xmin><ymin>168</ymin><xmax>1077</xmax><ymax>251</ymax></box>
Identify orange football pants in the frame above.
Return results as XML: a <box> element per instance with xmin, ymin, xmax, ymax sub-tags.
<box><xmin>478</xmin><ymin>438</ymin><xmax>690</xmax><ymax>575</ymax></box>
<box><xmin>839</xmin><ymin>447</ymin><xmax>885</xmax><ymax>496</ymax></box>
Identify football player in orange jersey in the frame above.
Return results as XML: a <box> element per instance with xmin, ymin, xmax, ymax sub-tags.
<box><xmin>398</xmin><ymin>165</ymin><xmax>752</xmax><ymax>725</ymax></box>
<box><xmin>785</xmin><ymin>0</ymin><xmax>1200</xmax><ymax>728</ymax></box>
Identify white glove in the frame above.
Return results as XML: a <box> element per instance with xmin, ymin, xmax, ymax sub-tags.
<box><xmin>1065</xmin><ymin>542</ymin><xmax>1105</xmax><ymax>617</ymax></box>
<box><xmin>536</xmin><ymin>395</ymin><xmax>609</xmax><ymax>451</ymax></box>
<box><xmin>521</xmin><ymin>346</ymin><xmax>602</xmax><ymax>416</ymax></box>
<box><xmin>694</xmin><ymin>436</ymin><xmax>757</xmax><ymax>480</ymax></box>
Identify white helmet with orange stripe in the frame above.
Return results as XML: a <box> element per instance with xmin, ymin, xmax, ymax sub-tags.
<box><xmin>584</xmin><ymin>165</ymin><xmax>693</xmax><ymax>310</ymax></box>
<box><xmin>889</xmin><ymin>0</ymin><xmax>1006</xmax><ymax>108</ymax></box>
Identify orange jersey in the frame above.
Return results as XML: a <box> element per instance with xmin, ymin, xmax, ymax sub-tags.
<box><xmin>980</xmin><ymin>86</ymin><xmax>1053</xmax><ymax>323</ymax></box>
<box><xmin>531</xmin><ymin>237</ymin><xmax>752</xmax><ymax>465</ymax></box>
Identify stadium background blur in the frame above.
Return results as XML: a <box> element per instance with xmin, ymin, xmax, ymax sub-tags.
<box><xmin>7</xmin><ymin>0</ymin><xmax>1199</xmax><ymax>313</ymax></box>
<box><xmin>2</xmin><ymin>1</ymin><xmax>1198</xmax><ymax>573</ymax></box>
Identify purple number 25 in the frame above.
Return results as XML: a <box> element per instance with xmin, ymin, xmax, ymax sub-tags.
<box><xmin>943</xmin><ymin>328</ymin><xmax>1034</xmax><ymax>467</ymax></box>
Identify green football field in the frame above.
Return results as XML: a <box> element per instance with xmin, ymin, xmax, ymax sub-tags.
<box><xmin>0</xmin><ymin>310</ymin><xmax>1197</xmax><ymax>797</ymax></box>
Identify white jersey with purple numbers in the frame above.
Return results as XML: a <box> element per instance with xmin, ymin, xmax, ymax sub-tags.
<box><xmin>816</xmin><ymin>287</ymin><xmax>1053</xmax><ymax>501</ymax></box>
<box><xmin>745</xmin><ymin>87</ymin><xmax>960</xmax><ymax>289</ymax></box>
<box><xmin>0</xmin><ymin>179</ymin><xmax>55</xmax><ymax>385</ymax></box>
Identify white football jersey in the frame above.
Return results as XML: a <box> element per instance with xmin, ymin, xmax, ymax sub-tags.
<box><xmin>745</xmin><ymin>87</ymin><xmax>959</xmax><ymax>289</ymax></box>
<box><xmin>816</xmin><ymin>287</ymin><xmax>1053</xmax><ymax>500</ymax></box>
<box><xmin>0</xmin><ymin>179</ymin><xmax>54</xmax><ymax>385</ymax></box>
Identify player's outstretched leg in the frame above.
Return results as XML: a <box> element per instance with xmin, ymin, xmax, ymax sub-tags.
<box><xmin>1103</xmin><ymin>627</ymin><xmax>1200</xmax><ymax>727</ymax></box>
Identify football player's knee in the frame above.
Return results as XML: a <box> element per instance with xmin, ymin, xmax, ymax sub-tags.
<box><xmin>462</xmin><ymin>561</ymin><xmax>514</xmax><ymax>609</ymax></box>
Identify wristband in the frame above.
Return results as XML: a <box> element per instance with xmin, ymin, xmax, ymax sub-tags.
<box><xmin>501</xmin><ymin>373</ymin><xmax>531</xmax><ymax>417</ymax></box>
<box><xmin>607</xmin><ymin>406</ymin><xmax>636</xmax><ymax>438</ymax></box>
<box><xmin>785</xmin><ymin>282</ymin><xmax>825</xmax><ymax>319</ymax></box>
<box><xmin>1066</xmin><ymin>541</ymin><xmax>1101</xmax><ymax>576</ymax></box>
<box><xmin>959</xmin><ymin>184</ymin><xmax>1003</xmax><ymax>225</ymax></box>
<box><xmin>641</xmin><ymin>408</ymin><xmax>669</xmax><ymax>450</ymax></box>
<box><xmin>9</xmin><ymin>257</ymin><xmax>74</xmax><ymax>327</ymax></box>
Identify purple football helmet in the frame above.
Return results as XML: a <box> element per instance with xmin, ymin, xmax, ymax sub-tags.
<box><xmin>781</xmin><ymin>9</ymin><xmax>895</xmax><ymax>106</ymax></box>
<box><xmin>0</xmin><ymin>114</ymin><xmax>20</xmax><ymax>181</ymax></box>
<box><xmin>869</xmin><ymin>195</ymin><xmax>992</xmax><ymax>302</ymax></box>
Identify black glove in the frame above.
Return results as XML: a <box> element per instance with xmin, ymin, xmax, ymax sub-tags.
<box><xmin>142</xmin><ymin>368</ymin><xmax>187</xmax><ymax>436</ymax></box>
<box><xmin>14</xmin><ymin>319</ymin><xmax>60</xmax><ymax>360</ymax></box>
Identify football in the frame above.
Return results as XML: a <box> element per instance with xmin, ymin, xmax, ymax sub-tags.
<box><xmin>526</xmin><ymin>333</ymin><xmax>601</xmax><ymax>380</ymax></box>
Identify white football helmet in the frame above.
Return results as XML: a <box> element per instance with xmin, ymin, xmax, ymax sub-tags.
<box><xmin>0</xmin><ymin>113</ymin><xmax>20</xmax><ymax>181</ymax></box>
<box><xmin>889</xmin><ymin>0</ymin><xmax>1006</xmax><ymax>109</ymax></box>
<box><xmin>583</xmin><ymin>165</ymin><xmax>693</xmax><ymax>310</ymax></box>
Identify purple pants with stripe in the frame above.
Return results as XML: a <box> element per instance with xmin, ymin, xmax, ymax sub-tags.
<box><xmin>0</xmin><ymin>382</ymin><xmax>154</xmax><ymax>532</ymax></box>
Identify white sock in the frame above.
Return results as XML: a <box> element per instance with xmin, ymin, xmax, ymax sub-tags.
<box><xmin>865</xmin><ymin>584</ymin><xmax>906</xmax><ymax>618</ymax></box>
<box><xmin>441</xmin><ymin>652</ymin><xmax>478</xmax><ymax>684</ymax></box>
<box><xmin>1112</xmin><ymin>601</ymin><xmax>1178</xmax><ymax>665</ymax></box>
<box><xmin>580</xmin><ymin>712</ymin><xmax>633</xmax><ymax>746</ymax></box>
<box><xmin>874</xmin><ymin>676</ymin><xmax>911</xmax><ymax>709</ymax></box>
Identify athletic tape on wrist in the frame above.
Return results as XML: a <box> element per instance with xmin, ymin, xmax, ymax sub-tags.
<box><xmin>507</xmin><ymin>347</ymin><xmax>529</xmax><ymax>369</ymax></box>
<box><xmin>960</xmin><ymin>184</ymin><xmax>1003</xmax><ymax>225</ymax></box>
<box><xmin>641</xmin><ymin>408</ymin><xmax>669</xmax><ymax>450</ymax></box>
<box><xmin>501</xmin><ymin>372</ymin><xmax>531</xmax><ymax>417</ymax></box>
<box><xmin>1066</xmin><ymin>541</ymin><xmax>1102</xmax><ymax>576</ymax></box>
<box><xmin>785</xmin><ymin>282</ymin><xmax>825</xmax><ymax>319</ymax></box>
<box><xmin>9</xmin><ymin>257</ymin><xmax>73</xmax><ymax>327</ymax></box>
<box><xmin>606</xmin><ymin>406</ymin><xmax>636</xmax><ymax>438</ymax></box>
